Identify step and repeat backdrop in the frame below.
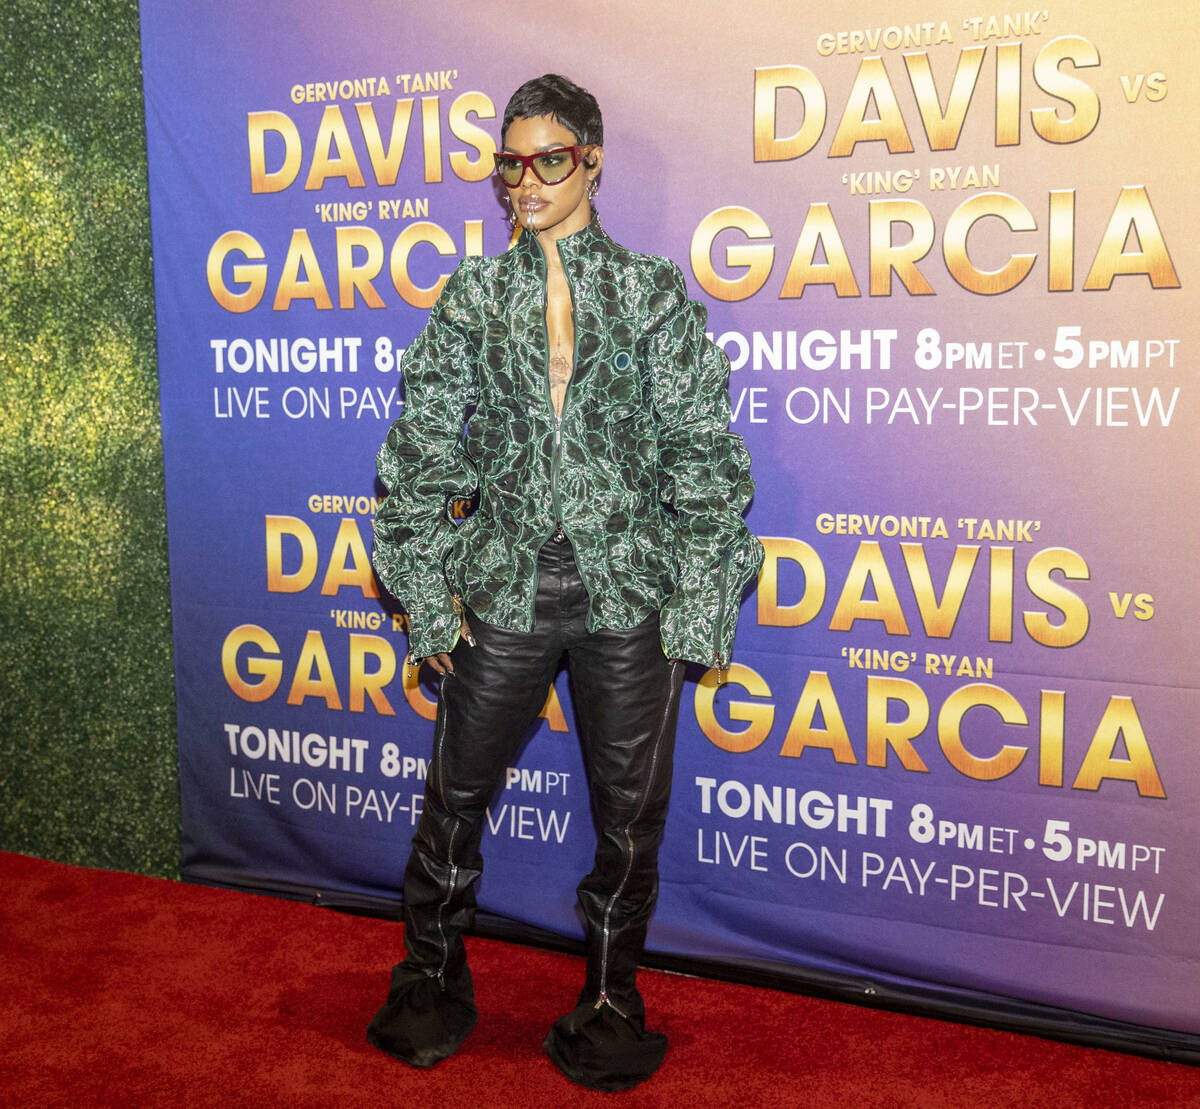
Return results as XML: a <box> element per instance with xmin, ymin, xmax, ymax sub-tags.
<box><xmin>140</xmin><ymin>1</ymin><xmax>1197</xmax><ymax>1041</ymax></box>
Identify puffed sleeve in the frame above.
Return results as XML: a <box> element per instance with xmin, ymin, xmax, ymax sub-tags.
<box><xmin>373</xmin><ymin>260</ymin><xmax>481</xmax><ymax>659</ymax></box>
<box><xmin>643</xmin><ymin>262</ymin><xmax>763</xmax><ymax>667</ymax></box>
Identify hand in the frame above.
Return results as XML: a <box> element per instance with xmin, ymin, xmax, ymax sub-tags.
<box><xmin>425</xmin><ymin>652</ymin><xmax>454</xmax><ymax>675</ymax></box>
<box><xmin>423</xmin><ymin>613</ymin><xmax>475</xmax><ymax>676</ymax></box>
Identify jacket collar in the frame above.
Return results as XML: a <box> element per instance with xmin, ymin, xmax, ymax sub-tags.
<box><xmin>514</xmin><ymin>210</ymin><xmax>608</xmax><ymax>264</ymax></box>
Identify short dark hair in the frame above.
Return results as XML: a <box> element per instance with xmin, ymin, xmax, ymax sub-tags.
<box><xmin>501</xmin><ymin>74</ymin><xmax>603</xmax><ymax>146</ymax></box>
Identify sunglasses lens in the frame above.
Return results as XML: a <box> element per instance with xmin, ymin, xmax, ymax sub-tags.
<box><xmin>533</xmin><ymin>150</ymin><xmax>575</xmax><ymax>184</ymax></box>
<box><xmin>495</xmin><ymin>157</ymin><xmax>524</xmax><ymax>186</ymax></box>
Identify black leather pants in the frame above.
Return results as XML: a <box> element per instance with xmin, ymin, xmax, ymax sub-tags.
<box><xmin>368</xmin><ymin>537</ymin><xmax>684</xmax><ymax>1090</ymax></box>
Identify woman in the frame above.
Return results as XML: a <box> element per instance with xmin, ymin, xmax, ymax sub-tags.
<box><xmin>368</xmin><ymin>74</ymin><xmax>762</xmax><ymax>1091</ymax></box>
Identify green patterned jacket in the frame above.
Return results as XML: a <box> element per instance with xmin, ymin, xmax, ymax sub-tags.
<box><xmin>372</xmin><ymin>216</ymin><xmax>763</xmax><ymax>667</ymax></box>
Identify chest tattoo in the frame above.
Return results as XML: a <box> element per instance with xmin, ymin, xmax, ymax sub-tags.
<box><xmin>548</xmin><ymin>344</ymin><xmax>573</xmax><ymax>418</ymax></box>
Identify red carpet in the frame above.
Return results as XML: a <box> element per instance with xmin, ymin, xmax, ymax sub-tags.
<box><xmin>2</xmin><ymin>851</ymin><xmax>1196</xmax><ymax>1108</ymax></box>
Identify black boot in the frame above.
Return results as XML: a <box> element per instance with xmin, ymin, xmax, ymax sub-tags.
<box><xmin>545</xmin><ymin>651</ymin><xmax>683</xmax><ymax>1091</ymax></box>
<box><xmin>545</xmin><ymin>861</ymin><xmax>671</xmax><ymax>1090</ymax></box>
<box><xmin>367</xmin><ymin>958</ymin><xmax>478</xmax><ymax>1067</ymax></box>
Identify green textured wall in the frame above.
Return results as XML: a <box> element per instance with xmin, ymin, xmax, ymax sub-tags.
<box><xmin>0</xmin><ymin>1</ymin><xmax>179</xmax><ymax>876</ymax></box>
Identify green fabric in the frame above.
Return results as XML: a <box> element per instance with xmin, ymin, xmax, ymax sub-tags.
<box><xmin>373</xmin><ymin>217</ymin><xmax>762</xmax><ymax>666</ymax></box>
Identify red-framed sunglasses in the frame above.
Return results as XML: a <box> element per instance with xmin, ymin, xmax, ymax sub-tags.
<box><xmin>493</xmin><ymin>146</ymin><xmax>593</xmax><ymax>187</ymax></box>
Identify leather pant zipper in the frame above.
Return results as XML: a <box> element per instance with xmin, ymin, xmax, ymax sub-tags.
<box><xmin>594</xmin><ymin>659</ymin><xmax>683</xmax><ymax>1016</ymax></box>
<box><xmin>431</xmin><ymin>672</ymin><xmax>459</xmax><ymax>989</ymax></box>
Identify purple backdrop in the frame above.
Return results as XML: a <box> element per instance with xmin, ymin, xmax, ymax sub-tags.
<box><xmin>140</xmin><ymin>0</ymin><xmax>1200</xmax><ymax>1040</ymax></box>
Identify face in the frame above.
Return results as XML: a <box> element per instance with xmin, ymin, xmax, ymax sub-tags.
<box><xmin>499</xmin><ymin>114</ymin><xmax>602</xmax><ymax>242</ymax></box>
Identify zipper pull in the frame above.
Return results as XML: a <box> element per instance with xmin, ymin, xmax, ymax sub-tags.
<box><xmin>593</xmin><ymin>991</ymin><xmax>628</xmax><ymax>1018</ymax></box>
<box><xmin>715</xmin><ymin>653</ymin><xmax>728</xmax><ymax>685</ymax></box>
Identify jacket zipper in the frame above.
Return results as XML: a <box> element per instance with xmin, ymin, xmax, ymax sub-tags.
<box><xmin>550</xmin><ymin>417</ymin><xmax>563</xmax><ymax>531</ymax></box>
<box><xmin>713</xmin><ymin>548</ymin><xmax>732</xmax><ymax>682</ymax></box>
<box><xmin>543</xmin><ymin>240</ymin><xmax>580</xmax><ymax>536</ymax></box>
<box><xmin>528</xmin><ymin>236</ymin><xmax>589</xmax><ymax>623</ymax></box>
<box><xmin>593</xmin><ymin>659</ymin><xmax>683</xmax><ymax>1016</ymax></box>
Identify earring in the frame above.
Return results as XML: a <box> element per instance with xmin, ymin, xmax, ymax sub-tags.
<box><xmin>587</xmin><ymin>178</ymin><xmax>599</xmax><ymax>199</ymax></box>
<box><xmin>504</xmin><ymin>193</ymin><xmax>517</xmax><ymax>227</ymax></box>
